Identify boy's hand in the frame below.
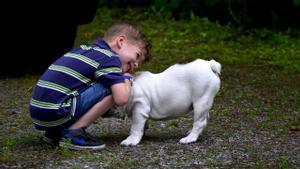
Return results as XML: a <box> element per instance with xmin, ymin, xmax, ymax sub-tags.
<box><xmin>123</xmin><ymin>73</ymin><xmax>133</xmax><ymax>84</ymax></box>
<box><xmin>123</xmin><ymin>72</ymin><xmax>133</xmax><ymax>76</ymax></box>
<box><xmin>123</xmin><ymin>72</ymin><xmax>135</xmax><ymax>79</ymax></box>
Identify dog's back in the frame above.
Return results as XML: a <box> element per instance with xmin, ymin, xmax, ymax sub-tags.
<box><xmin>131</xmin><ymin>59</ymin><xmax>221</xmax><ymax>119</ymax></box>
<box><xmin>160</xmin><ymin>59</ymin><xmax>221</xmax><ymax>96</ymax></box>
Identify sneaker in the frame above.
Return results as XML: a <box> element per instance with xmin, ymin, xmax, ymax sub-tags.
<box><xmin>59</xmin><ymin>127</ymin><xmax>105</xmax><ymax>150</ymax></box>
<box><xmin>42</xmin><ymin>129</ymin><xmax>62</xmax><ymax>146</ymax></box>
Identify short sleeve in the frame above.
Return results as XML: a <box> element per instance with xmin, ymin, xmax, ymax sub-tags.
<box><xmin>94</xmin><ymin>56</ymin><xmax>125</xmax><ymax>88</ymax></box>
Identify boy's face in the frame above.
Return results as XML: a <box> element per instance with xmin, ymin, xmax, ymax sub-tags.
<box><xmin>116</xmin><ymin>36</ymin><xmax>144</xmax><ymax>73</ymax></box>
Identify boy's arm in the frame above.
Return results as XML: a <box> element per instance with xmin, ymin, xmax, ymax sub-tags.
<box><xmin>110</xmin><ymin>76</ymin><xmax>132</xmax><ymax>106</ymax></box>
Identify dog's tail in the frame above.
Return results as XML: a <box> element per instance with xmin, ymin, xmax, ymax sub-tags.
<box><xmin>209</xmin><ymin>59</ymin><xmax>221</xmax><ymax>76</ymax></box>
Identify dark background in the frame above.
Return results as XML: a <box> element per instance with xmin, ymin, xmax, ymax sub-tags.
<box><xmin>99</xmin><ymin>0</ymin><xmax>300</xmax><ymax>29</ymax></box>
<box><xmin>2</xmin><ymin>0</ymin><xmax>100</xmax><ymax>77</ymax></box>
<box><xmin>2</xmin><ymin>0</ymin><xmax>299</xmax><ymax>77</ymax></box>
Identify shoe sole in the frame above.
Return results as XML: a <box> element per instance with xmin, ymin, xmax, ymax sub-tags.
<box><xmin>59</xmin><ymin>141</ymin><xmax>106</xmax><ymax>150</ymax></box>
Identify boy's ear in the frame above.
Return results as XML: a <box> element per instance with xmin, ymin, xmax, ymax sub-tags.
<box><xmin>116</xmin><ymin>35</ymin><xmax>126</xmax><ymax>49</ymax></box>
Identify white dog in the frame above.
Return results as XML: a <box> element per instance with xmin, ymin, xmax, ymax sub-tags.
<box><xmin>119</xmin><ymin>59</ymin><xmax>221</xmax><ymax>146</ymax></box>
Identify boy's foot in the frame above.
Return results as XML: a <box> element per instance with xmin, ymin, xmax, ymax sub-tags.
<box><xmin>42</xmin><ymin>129</ymin><xmax>62</xmax><ymax>146</ymax></box>
<box><xmin>59</xmin><ymin>127</ymin><xmax>105</xmax><ymax>150</ymax></box>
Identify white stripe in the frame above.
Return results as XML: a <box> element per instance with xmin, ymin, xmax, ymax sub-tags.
<box><xmin>93</xmin><ymin>47</ymin><xmax>115</xmax><ymax>57</ymax></box>
<box><xmin>49</xmin><ymin>65</ymin><xmax>91</xmax><ymax>84</ymax></box>
<box><xmin>30</xmin><ymin>104</ymin><xmax>60</xmax><ymax>110</ymax></box>
<box><xmin>37</xmin><ymin>83</ymin><xmax>68</xmax><ymax>95</ymax></box>
<box><xmin>64</xmin><ymin>53</ymin><xmax>99</xmax><ymax>68</ymax></box>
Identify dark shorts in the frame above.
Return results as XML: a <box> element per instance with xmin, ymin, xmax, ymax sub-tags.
<box><xmin>55</xmin><ymin>82</ymin><xmax>111</xmax><ymax>130</ymax></box>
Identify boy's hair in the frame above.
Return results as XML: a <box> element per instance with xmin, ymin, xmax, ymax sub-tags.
<box><xmin>103</xmin><ymin>21</ymin><xmax>151</xmax><ymax>63</ymax></box>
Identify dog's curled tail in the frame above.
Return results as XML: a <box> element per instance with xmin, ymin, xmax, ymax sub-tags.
<box><xmin>209</xmin><ymin>59</ymin><xmax>221</xmax><ymax>76</ymax></box>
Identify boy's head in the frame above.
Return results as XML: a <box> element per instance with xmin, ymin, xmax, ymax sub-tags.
<box><xmin>104</xmin><ymin>21</ymin><xmax>151</xmax><ymax>73</ymax></box>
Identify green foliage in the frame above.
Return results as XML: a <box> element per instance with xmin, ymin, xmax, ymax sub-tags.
<box><xmin>168</xmin><ymin>120</ymin><xmax>178</xmax><ymax>128</ymax></box>
<box><xmin>153</xmin><ymin>0</ymin><xmax>182</xmax><ymax>11</ymax></box>
<box><xmin>294</xmin><ymin>0</ymin><xmax>300</xmax><ymax>6</ymax></box>
<box><xmin>59</xmin><ymin>138</ymin><xmax>74</xmax><ymax>157</ymax></box>
<box><xmin>72</xmin><ymin>165</ymin><xmax>82</xmax><ymax>169</ymax></box>
<box><xmin>0</xmin><ymin>137</ymin><xmax>17</xmax><ymax>161</ymax></box>
<box><xmin>278</xmin><ymin>155</ymin><xmax>292</xmax><ymax>169</ymax></box>
<box><xmin>98</xmin><ymin>0</ymin><xmax>300</xmax><ymax>30</ymax></box>
<box><xmin>75</xmin><ymin>7</ymin><xmax>300</xmax><ymax>73</ymax></box>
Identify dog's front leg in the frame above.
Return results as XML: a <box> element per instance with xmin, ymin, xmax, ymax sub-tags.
<box><xmin>121</xmin><ymin>105</ymin><xmax>149</xmax><ymax>146</ymax></box>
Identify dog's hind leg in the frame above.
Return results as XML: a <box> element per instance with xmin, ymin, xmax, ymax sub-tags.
<box><xmin>179</xmin><ymin>95</ymin><xmax>213</xmax><ymax>144</ymax></box>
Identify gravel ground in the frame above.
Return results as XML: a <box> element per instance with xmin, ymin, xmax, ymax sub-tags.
<box><xmin>0</xmin><ymin>65</ymin><xmax>299</xmax><ymax>168</ymax></box>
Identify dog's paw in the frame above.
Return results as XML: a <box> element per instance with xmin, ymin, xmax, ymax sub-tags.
<box><xmin>120</xmin><ymin>136</ymin><xmax>141</xmax><ymax>146</ymax></box>
<box><xmin>179</xmin><ymin>135</ymin><xmax>197</xmax><ymax>144</ymax></box>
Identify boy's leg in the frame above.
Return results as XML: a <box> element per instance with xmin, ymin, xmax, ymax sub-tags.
<box><xmin>59</xmin><ymin>83</ymin><xmax>113</xmax><ymax>150</ymax></box>
<box><xmin>69</xmin><ymin>95</ymin><xmax>113</xmax><ymax>129</ymax></box>
<box><xmin>59</xmin><ymin>96</ymin><xmax>113</xmax><ymax>150</ymax></box>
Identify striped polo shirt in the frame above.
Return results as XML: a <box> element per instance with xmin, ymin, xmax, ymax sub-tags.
<box><xmin>29</xmin><ymin>39</ymin><xmax>124</xmax><ymax>129</ymax></box>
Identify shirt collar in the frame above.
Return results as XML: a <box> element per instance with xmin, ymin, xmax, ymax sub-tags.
<box><xmin>93</xmin><ymin>39</ymin><xmax>112</xmax><ymax>50</ymax></box>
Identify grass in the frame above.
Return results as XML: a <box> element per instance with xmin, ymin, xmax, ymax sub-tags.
<box><xmin>0</xmin><ymin>7</ymin><xmax>299</xmax><ymax>168</ymax></box>
<box><xmin>75</xmin><ymin>7</ymin><xmax>300</xmax><ymax>74</ymax></box>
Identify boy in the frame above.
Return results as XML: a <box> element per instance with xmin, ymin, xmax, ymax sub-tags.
<box><xmin>29</xmin><ymin>21</ymin><xmax>151</xmax><ymax>150</ymax></box>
